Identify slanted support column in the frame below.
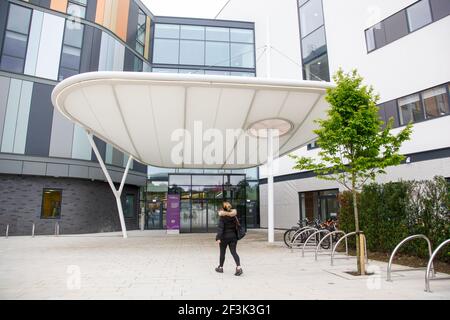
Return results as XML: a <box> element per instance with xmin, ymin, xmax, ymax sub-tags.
<box><xmin>267</xmin><ymin>128</ymin><xmax>275</xmax><ymax>243</ymax></box>
<box><xmin>86</xmin><ymin>132</ymin><xmax>132</xmax><ymax>239</ymax></box>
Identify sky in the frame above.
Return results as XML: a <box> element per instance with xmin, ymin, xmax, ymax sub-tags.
<box><xmin>140</xmin><ymin>0</ymin><xmax>229</xmax><ymax>19</ymax></box>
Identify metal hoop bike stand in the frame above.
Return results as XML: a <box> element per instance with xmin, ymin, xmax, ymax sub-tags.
<box><xmin>315</xmin><ymin>230</ymin><xmax>346</xmax><ymax>261</ymax></box>
<box><xmin>425</xmin><ymin>239</ymin><xmax>450</xmax><ymax>293</ymax></box>
<box><xmin>331</xmin><ymin>231</ymin><xmax>368</xmax><ymax>266</ymax></box>
<box><xmin>290</xmin><ymin>227</ymin><xmax>318</xmax><ymax>251</ymax></box>
<box><xmin>387</xmin><ymin>234</ymin><xmax>435</xmax><ymax>282</ymax></box>
<box><xmin>302</xmin><ymin>229</ymin><xmax>329</xmax><ymax>257</ymax></box>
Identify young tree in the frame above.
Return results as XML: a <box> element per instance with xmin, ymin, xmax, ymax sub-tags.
<box><xmin>290</xmin><ymin>70</ymin><xmax>412</xmax><ymax>275</ymax></box>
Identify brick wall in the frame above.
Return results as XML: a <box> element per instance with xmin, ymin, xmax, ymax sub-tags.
<box><xmin>0</xmin><ymin>174</ymin><xmax>139</xmax><ymax>236</ymax></box>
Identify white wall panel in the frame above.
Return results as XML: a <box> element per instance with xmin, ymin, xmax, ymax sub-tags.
<box><xmin>12</xmin><ymin>81</ymin><xmax>33</xmax><ymax>154</ymax></box>
<box><xmin>71</xmin><ymin>124</ymin><xmax>92</xmax><ymax>160</ymax></box>
<box><xmin>35</xmin><ymin>14</ymin><xmax>65</xmax><ymax>80</ymax></box>
<box><xmin>0</xmin><ymin>79</ymin><xmax>21</xmax><ymax>153</ymax></box>
<box><xmin>49</xmin><ymin>110</ymin><xmax>74</xmax><ymax>158</ymax></box>
<box><xmin>24</xmin><ymin>10</ymin><xmax>44</xmax><ymax>76</ymax></box>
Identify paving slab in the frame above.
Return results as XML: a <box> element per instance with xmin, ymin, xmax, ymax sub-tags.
<box><xmin>0</xmin><ymin>229</ymin><xmax>449</xmax><ymax>300</ymax></box>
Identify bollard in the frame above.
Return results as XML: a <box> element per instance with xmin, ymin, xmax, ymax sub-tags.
<box><xmin>32</xmin><ymin>223</ymin><xmax>35</xmax><ymax>238</ymax></box>
<box><xmin>5</xmin><ymin>224</ymin><xmax>9</xmax><ymax>238</ymax></box>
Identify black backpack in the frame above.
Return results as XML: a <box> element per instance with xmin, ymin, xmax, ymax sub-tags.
<box><xmin>235</xmin><ymin>216</ymin><xmax>246</xmax><ymax>240</ymax></box>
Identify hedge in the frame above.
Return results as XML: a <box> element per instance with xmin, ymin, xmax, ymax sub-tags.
<box><xmin>338</xmin><ymin>176</ymin><xmax>450</xmax><ymax>262</ymax></box>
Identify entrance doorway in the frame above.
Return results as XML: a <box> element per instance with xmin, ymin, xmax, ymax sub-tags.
<box><xmin>298</xmin><ymin>189</ymin><xmax>339</xmax><ymax>221</ymax></box>
<box><xmin>170</xmin><ymin>174</ymin><xmax>246</xmax><ymax>233</ymax></box>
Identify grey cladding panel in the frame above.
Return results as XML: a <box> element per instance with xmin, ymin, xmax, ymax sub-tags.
<box><xmin>69</xmin><ymin>165</ymin><xmax>89</xmax><ymax>179</ymax></box>
<box><xmin>430</xmin><ymin>0</ymin><xmax>450</xmax><ymax>21</ymax></box>
<box><xmin>91</xmin><ymin>136</ymin><xmax>106</xmax><ymax>162</ymax></box>
<box><xmin>0</xmin><ymin>159</ymin><xmax>22</xmax><ymax>174</ymax></box>
<box><xmin>22</xmin><ymin>161</ymin><xmax>46</xmax><ymax>175</ymax></box>
<box><xmin>80</xmin><ymin>25</ymin><xmax>95</xmax><ymax>74</ymax></box>
<box><xmin>383</xmin><ymin>11</ymin><xmax>408</xmax><ymax>44</ymax></box>
<box><xmin>46</xmin><ymin>163</ymin><xmax>69</xmax><ymax>177</ymax></box>
<box><xmin>85</xmin><ymin>0</ymin><xmax>98</xmax><ymax>22</ymax></box>
<box><xmin>127</xmin><ymin>0</ymin><xmax>139</xmax><ymax>47</ymax></box>
<box><xmin>25</xmin><ymin>83</ymin><xmax>54</xmax><ymax>157</ymax></box>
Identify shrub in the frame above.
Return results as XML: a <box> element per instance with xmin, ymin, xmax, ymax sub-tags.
<box><xmin>338</xmin><ymin>176</ymin><xmax>450</xmax><ymax>262</ymax></box>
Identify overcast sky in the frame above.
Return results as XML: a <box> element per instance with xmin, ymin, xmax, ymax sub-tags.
<box><xmin>141</xmin><ymin>0</ymin><xmax>229</xmax><ymax>19</ymax></box>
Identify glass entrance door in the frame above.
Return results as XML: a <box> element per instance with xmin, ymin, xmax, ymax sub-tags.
<box><xmin>191</xmin><ymin>200</ymin><xmax>208</xmax><ymax>232</ymax></box>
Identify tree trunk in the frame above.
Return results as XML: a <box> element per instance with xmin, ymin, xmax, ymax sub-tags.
<box><xmin>352</xmin><ymin>176</ymin><xmax>363</xmax><ymax>275</ymax></box>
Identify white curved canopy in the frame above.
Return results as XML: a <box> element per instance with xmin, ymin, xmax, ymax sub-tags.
<box><xmin>52</xmin><ymin>72</ymin><xmax>333</xmax><ymax>169</ymax></box>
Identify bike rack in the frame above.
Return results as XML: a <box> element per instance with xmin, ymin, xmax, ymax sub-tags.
<box><xmin>387</xmin><ymin>234</ymin><xmax>435</xmax><ymax>282</ymax></box>
<box><xmin>331</xmin><ymin>231</ymin><xmax>368</xmax><ymax>266</ymax></box>
<box><xmin>32</xmin><ymin>223</ymin><xmax>35</xmax><ymax>238</ymax></box>
<box><xmin>290</xmin><ymin>227</ymin><xmax>318</xmax><ymax>250</ymax></box>
<box><xmin>425</xmin><ymin>239</ymin><xmax>450</xmax><ymax>293</ymax></box>
<box><xmin>5</xmin><ymin>224</ymin><xmax>9</xmax><ymax>239</ymax></box>
<box><xmin>54</xmin><ymin>222</ymin><xmax>60</xmax><ymax>236</ymax></box>
<box><xmin>315</xmin><ymin>230</ymin><xmax>346</xmax><ymax>261</ymax></box>
<box><xmin>302</xmin><ymin>229</ymin><xmax>329</xmax><ymax>257</ymax></box>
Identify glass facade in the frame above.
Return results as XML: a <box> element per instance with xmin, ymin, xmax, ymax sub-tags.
<box><xmin>298</xmin><ymin>189</ymin><xmax>339</xmax><ymax>221</ymax></box>
<box><xmin>365</xmin><ymin>0</ymin><xmax>450</xmax><ymax>52</ymax></box>
<box><xmin>298</xmin><ymin>0</ymin><xmax>330</xmax><ymax>81</ymax></box>
<box><xmin>397</xmin><ymin>83</ymin><xmax>450</xmax><ymax>126</ymax></box>
<box><xmin>152</xmin><ymin>22</ymin><xmax>255</xmax><ymax>75</ymax></box>
<box><xmin>41</xmin><ymin>189</ymin><xmax>62</xmax><ymax>219</ymax></box>
<box><xmin>0</xmin><ymin>4</ymin><xmax>32</xmax><ymax>73</ymax></box>
<box><xmin>0</xmin><ymin>0</ymin><xmax>259</xmax><ymax>232</ymax></box>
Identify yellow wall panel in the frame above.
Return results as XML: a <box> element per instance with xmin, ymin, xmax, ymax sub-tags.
<box><xmin>50</xmin><ymin>0</ymin><xmax>68</xmax><ymax>13</ymax></box>
<box><xmin>144</xmin><ymin>16</ymin><xmax>151</xmax><ymax>59</ymax></box>
<box><xmin>103</xmin><ymin>0</ymin><xmax>113</xmax><ymax>30</ymax></box>
<box><xmin>115</xmin><ymin>0</ymin><xmax>130</xmax><ymax>41</ymax></box>
<box><xmin>110</xmin><ymin>0</ymin><xmax>120</xmax><ymax>36</ymax></box>
<box><xmin>95</xmin><ymin>0</ymin><xmax>106</xmax><ymax>25</ymax></box>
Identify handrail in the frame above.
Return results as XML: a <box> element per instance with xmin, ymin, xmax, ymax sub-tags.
<box><xmin>331</xmin><ymin>231</ymin><xmax>368</xmax><ymax>266</ymax></box>
<box><xmin>387</xmin><ymin>234</ymin><xmax>435</xmax><ymax>282</ymax></box>
<box><xmin>425</xmin><ymin>239</ymin><xmax>450</xmax><ymax>293</ymax></box>
<box><xmin>302</xmin><ymin>229</ymin><xmax>329</xmax><ymax>257</ymax></box>
<box><xmin>290</xmin><ymin>227</ymin><xmax>318</xmax><ymax>249</ymax></box>
<box><xmin>315</xmin><ymin>230</ymin><xmax>346</xmax><ymax>261</ymax></box>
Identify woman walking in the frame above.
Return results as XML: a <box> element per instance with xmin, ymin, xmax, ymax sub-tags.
<box><xmin>215</xmin><ymin>202</ymin><xmax>243</xmax><ymax>276</ymax></box>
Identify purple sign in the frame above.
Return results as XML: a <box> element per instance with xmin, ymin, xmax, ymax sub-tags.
<box><xmin>166</xmin><ymin>194</ymin><xmax>180</xmax><ymax>230</ymax></box>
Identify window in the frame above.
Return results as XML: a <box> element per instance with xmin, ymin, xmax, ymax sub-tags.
<box><xmin>155</xmin><ymin>24</ymin><xmax>180</xmax><ymax>38</ymax></box>
<box><xmin>153</xmin><ymin>23</ymin><xmax>255</xmax><ymax>73</ymax></box>
<box><xmin>407</xmin><ymin>0</ymin><xmax>432</xmax><ymax>32</ymax></box>
<box><xmin>384</xmin><ymin>11</ymin><xmax>409</xmax><ymax>43</ymax></box>
<box><xmin>181</xmin><ymin>25</ymin><xmax>205</xmax><ymax>40</ymax></box>
<box><xmin>67</xmin><ymin>0</ymin><xmax>87</xmax><ymax>19</ymax></box>
<box><xmin>206</xmin><ymin>27</ymin><xmax>229</xmax><ymax>41</ymax></box>
<box><xmin>303</xmin><ymin>53</ymin><xmax>329</xmax><ymax>81</ymax></box>
<box><xmin>299</xmin><ymin>0</ymin><xmax>324</xmax><ymax>37</ymax></box>
<box><xmin>230</xmin><ymin>29</ymin><xmax>253</xmax><ymax>43</ymax></box>
<box><xmin>136</xmin><ymin>9</ymin><xmax>146</xmax><ymax>55</ymax></box>
<box><xmin>398</xmin><ymin>94</ymin><xmax>425</xmax><ymax>125</ymax></box>
<box><xmin>41</xmin><ymin>189</ymin><xmax>62</xmax><ymax>219</ymax></box>
<box><xmin>430</xmin><ymin>0</ymin><xmax>450</xmax><ymax>21</ymax></box>
<box><xmin>206</xmin><ymin>41</ymin><xmax>230</xmax><ymax>67</ymax></box>
<box><xmin>0</xmin><ymin>4</ymin><xmax>32</xmax><ymax>73</ymax></box>
<box><xmin>422</xmin><ymin>86</ymin><xmax>450</xmax><ymax>118</ymax></box>
<box><xmin>298</xmin><ymin>0</ymin><xmax>329</xmax><ymax>81</ymax></box>
<box><xmin>301</xmin><ymin>26</ymin><xmax>327</xmax><ymax>62</ymax></box>
<box><xmin>59</xmin><ymin>21</ymin><xmax>84</xmax><ymax>81</ymax></box>
<box><xmin>307</xmin><ymin>140</ymin><xmax>320</xmax><ymax>150</ymax></box>
<box><xmin>365</xmin><ymin>28</ymin><xmax>376</xmax><ymax>52</ymax></box>
<box><xmin>230</xmin><ymin>43</ymin><xmax>254</xmax><ymax>68</ymax></box>
<box><xmin>180</xmin><ymin>40</ymin><xmax>204</xmax><ymax>65</ymax></box>
<box><xmin>153</xmin><ymin>38</ymin><xmax>179</xmax><ymax>64</ymax></box>
<box><xmin>124</xmin><ymin>194</ymin><xmax>136</xmax><ymax>218</ymax></box>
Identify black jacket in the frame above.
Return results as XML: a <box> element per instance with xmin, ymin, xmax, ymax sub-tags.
<box><xmin>216</xmin><ymin>216</ymin><xmax>238</xmax><ymax>241</ymax></box>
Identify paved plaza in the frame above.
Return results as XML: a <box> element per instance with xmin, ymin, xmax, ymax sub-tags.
<box><xmin>0</xmin><ymin>229</ymin><xmax>449</xmax><ymax>300</ymax></box>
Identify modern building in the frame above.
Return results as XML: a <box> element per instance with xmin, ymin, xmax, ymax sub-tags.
<box><xmin>1</xmin><ymin>0</ymin><xmax>449</xmax><ymax>235</ymax></box>
<box><xmin>215</xmin><ymin>0</ymin><xmax>450</xmax><ymax>229</ymax></box>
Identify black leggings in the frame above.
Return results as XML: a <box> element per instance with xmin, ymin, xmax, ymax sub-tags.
<box><xmin>219</xmin><ymin>240</ymin><xmax>241</xmax><ymax>267</ymax></box>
